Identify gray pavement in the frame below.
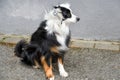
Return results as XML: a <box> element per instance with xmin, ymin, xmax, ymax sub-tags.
<box><xmin>0</xmin><ymin>45</ymin><xmax>120</xmax><ymax>80</ymax></box>
<box><xmin>0</xmin><ymin>0</ymin><xmax>120</xmax><ymax>40</ymax></box>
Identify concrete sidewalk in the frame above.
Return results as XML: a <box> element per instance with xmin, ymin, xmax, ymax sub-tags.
<box><xmin>0</xmin><ymin>45</ymin><xmax>120</xmax><ymax>80</ymax></box>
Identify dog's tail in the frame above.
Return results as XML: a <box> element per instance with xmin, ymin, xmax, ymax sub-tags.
<box><xmin>14</xmin><ymin>40</ymin><xmax>39</xmax><ymax>66</ymax></box>
<box><xmin>14</xmin><ymin>40</ymin><xmax>33</xmax><ymax>65</ymax></box>
<box><xmin>14</xmin><ymin>39</ymin><xmax>28</xmax><ymax>58</ymax></box>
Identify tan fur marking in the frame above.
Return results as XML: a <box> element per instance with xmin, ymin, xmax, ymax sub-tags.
<box><xmin>33</xmin><ymin>59</ymin><xmax>40</xmax><ymax>69</ymax></box>
<box><xmin>41</xmin><ymin>57</ymin><xmax>54</xmax><ymax>79</ymax></box>
<box><xmin>58</xmin><ymin>57</ymin><xmax>63</xmax><ymax>64</ymax></box>
<box><xmin>50</xmin><ymin>46</ymin><xmax>59</xmax><ymax>53</ymax></box>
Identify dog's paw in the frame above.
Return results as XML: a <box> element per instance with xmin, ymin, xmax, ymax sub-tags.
<box><xmin>33</xmin><ymin>65</ymin><xmax>40</xmax><ymax>69</ymax></box>
<box><xmin>48</xmin><ymin>76</ymin><xmax>54</xmax><ymax>80</ymax></box>
<box><xmin>60</xmin><ymin>71</ymin><xmax>68</xmax><ymax>77</ymax></box>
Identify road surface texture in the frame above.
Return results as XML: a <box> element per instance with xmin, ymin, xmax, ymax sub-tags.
<box><xmin>0</xmin><ymin>0</ymin><xmax>120</xmax><ymax>40</ymax></box>
<box><xmin>0</xmin><ymin>45</ymin><xmax>120</xmax><ymax>80</ymax></box>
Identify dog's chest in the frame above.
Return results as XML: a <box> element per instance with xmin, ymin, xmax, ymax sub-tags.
<box><xmin>46</xmin><ymin>21</ymin><xmax>70</xmax><ymax>50</ymax></box>
<box><xmin>55</xmin><ymin>24</ymin><xmax>70</xmax><ymax>50</ymax></box>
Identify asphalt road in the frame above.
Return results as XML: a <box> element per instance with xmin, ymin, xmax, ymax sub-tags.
<box><xmin>0</xmin><ymin>45</ymin><xmax>120</xmax><ymax>80</ymax></box>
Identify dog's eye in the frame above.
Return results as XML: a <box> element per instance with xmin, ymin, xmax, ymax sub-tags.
<box><xmin>62</xmin><ymin>11</ymin><xmax>71</xmax><ymax>18</ymax></box>
<box><xmin>66</xmin><ymin>12</ymin><xmax>71</xmax><ymax>18</ymax></box>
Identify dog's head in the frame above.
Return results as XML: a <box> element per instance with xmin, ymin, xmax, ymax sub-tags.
<box><xmin>53</xmin><ymin>3</ymin><xmax>80</xmax><ymax>24</ymax></box>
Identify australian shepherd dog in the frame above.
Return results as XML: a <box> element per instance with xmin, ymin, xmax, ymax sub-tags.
<box><xmin>14</xmin><ymin>3</ymin><xmax>80</xmax><ymax>80</ymax></box>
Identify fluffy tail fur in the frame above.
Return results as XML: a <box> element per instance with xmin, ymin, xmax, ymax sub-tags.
<box><xmin>14</xmin><ymin>40</ymin><xmax>40</xmax><ymax>66</ymax></box>
<box><xmin>14</xmin><ymin>39</ymin><xmax>28</xmax><ymax>57</ymax></box>
<box><xmin>14</xmin><ymin>40</ymin><xmax>32</xmax><ymax>65</ymax></box>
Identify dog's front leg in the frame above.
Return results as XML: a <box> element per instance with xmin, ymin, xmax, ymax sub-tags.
<box><xmin>41</xmin><ymin>56</ymin><xmax>54</xmax><ymax>80</ymax></box>
<box><xmin>58</xmin><ymin>57</ymin><xmax>68</xmax><ymax>77</ymax></box>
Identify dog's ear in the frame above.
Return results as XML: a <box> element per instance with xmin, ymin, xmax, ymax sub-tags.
<box><xmin>53</xmin><ymin>6</ymin><xmax>60</xmax><ymax>9</ymax></box>
<box><xmin>53</xmin><ymin>5</ymin><xmax>61</xmax><ymax>16</ymax></box>
<box><xmin>53</xmin><ymin>6</ymin><xmax>58</xmax><ymax>9</ymax></box>
<box><xmin>64</xmin><ymin>3</ymin><xmax>71</xmax><ymax>8</ymax></box>
<box><xmin>53</xmin><ymin>9</ymin><xmax>58</xmax><ymax>16</ymax></box>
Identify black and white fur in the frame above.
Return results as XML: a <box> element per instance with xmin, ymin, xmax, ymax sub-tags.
<box><xmin>14</xmin><ymin>3</ymin><xmax>80</xmax><ymax>80</ymax></box>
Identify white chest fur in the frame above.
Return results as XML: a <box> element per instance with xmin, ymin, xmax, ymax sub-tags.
<box><xmin>46</xmin><ymin>21</ymin><xmax>70</xmax><ymax>51</ymax></box>
<box><xmin>56</xmin><ymin>34</ymin><xmax>69</xmax><ymax>51</ymax></box>
<box><xmin>55</xmin><ymin>23</ymin><xmax>70</xmax><ymax>51</ymax></box>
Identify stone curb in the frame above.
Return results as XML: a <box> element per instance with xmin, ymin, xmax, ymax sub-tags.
<box><xmin>71</xmin><ymin>39</ymin><xmax>120</xmax><ymax>51</ymax></box>
<box><xmin>0</xmin><ymin>34</ymin><xmax>120</xmax><ymax>51</ymax></box>
<box><xmin>0</xmin><ymin>34</ymin><xmax>30</xmax><ymax>46</ymax></box>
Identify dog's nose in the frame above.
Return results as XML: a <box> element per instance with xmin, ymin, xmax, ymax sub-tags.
<box><xmin>77</xmin><ymin>17</ymin><xmax>80</xmax><ymax>21</ymax></box>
